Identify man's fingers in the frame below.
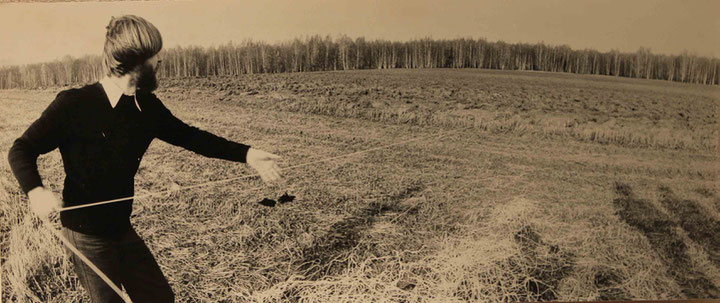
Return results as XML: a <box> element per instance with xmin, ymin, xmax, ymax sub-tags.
<box><xmin>53</xmin><ymin>196</ymin><xmax>64</xmax><ymax>209</ymax></box>
<box><xmin>264</xmin><ymin>171</ymin><xmax>278</xmax><ymax>182</ymax></box>
<box><xmin>270</xmin><ymin>165</ymin><xmax>281</xmax><ymax>177</ymax></box>
<box><xmin>270</xmin><ymin>164</ymin><xmax>282</xmax><ymax>178</ymax></box>
<box><xmin>260</xmin><ymin>169</ymin><xmax>282</xmax><ymax>184</ymax></box>
<box><xmin>260</xmin><ymin>172</ymin><xmax>270</xmax><ymax>183</ymax></box>
<box><xmin>252</xmin><ymin>157</ymin><xmax>283</xmax><ymax>184</ymax></box>
<box><xmin>269</xmin><ymin>170</ymin><xmax>280</xmax><ymax>181</ymax></box>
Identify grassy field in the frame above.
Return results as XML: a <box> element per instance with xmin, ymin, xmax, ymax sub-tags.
<box><xmin>1</xmin><ymin>69</ymin><xmax>718</xmax><ymax>302</ymax></box>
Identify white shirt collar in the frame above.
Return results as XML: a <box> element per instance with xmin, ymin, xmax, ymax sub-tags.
<box><xmin>99</xmin><ymin>76</ymin><xmax>142</xmax><ymax>111</ymax></box>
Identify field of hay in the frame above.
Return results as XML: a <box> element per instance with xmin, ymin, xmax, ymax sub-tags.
<box><xmin>1</xmin><ymin>68</ymin><xmax>718</xmax><ymax>302</ymax></box>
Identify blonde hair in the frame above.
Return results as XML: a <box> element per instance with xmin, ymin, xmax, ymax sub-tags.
<box><xmin>103</xmin><ymin>15</ymin><xmax>163</xmax><ymax>77</ymax></box>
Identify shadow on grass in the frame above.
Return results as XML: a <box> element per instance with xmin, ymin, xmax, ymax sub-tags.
<box><xmin>451</xmin><ymin>224</ymin><xmax>576</xmax><ymax>302</ymax></box>
<box><xmin>294</xmin><ymin>184</ymin><xmax>424</xmax><ymax>281</ymax></box>
<box><xmin>613</xmin><ymin>182</ymin><xmax>720</xmax><ymax>298</ymax></box>
<box><xmin>593</xmin><ymin>268</ymin><xmax>628</xmax><ymax>301</ymax></box>
<box><xmin>510</xmin><ymin>225</ymin><xmax>576</xmax><ymax>301</ymax></box>
<box><xmin>658</xmin><ymin>186</ymin><xmax>720</xmax><ymax>268</ymax></box>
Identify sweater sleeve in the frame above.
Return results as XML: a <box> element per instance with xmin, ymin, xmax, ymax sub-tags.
<box><xmin>150</xmin><ymin>94</ymin><xmax>250</xmax><ymax>163</ymax></box>
<box><xmin>8</xmin><ymin>91</ymin><xmax>71</xmax><ymax>195</ymax></box>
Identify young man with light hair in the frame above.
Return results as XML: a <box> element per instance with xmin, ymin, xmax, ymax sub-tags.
<box><xmin>8</xmin><ymin>15</ymin><xmax>282</xmax><ymax>302</ymax></box>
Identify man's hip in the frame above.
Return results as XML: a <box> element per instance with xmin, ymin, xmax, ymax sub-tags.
<box><xmin>62</xmin><ymin>226</ymin><xmax>174</xmax><ymax>302</ymax></box>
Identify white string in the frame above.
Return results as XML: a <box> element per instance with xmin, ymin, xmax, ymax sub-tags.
<box><xmin>58</xmin><ymin>125</ymin><xmax>472</xmax><ymax>212</ymax></box>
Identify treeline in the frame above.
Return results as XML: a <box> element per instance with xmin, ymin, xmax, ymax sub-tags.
<box><xmin>1</xmin><ymin>36</ymin><xmax>718</xmax><ymax>89</ymax></box>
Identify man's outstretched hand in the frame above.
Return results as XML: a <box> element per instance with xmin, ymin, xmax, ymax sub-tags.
<box><xmin>27</xmin><ymin>186</ymin><xmax>63</xmax><ymax>219</ymax></box>
<box><xmin>246</xmin><ymin>148</ymin><xmax>282</xmax><ymax>184</ymax></box>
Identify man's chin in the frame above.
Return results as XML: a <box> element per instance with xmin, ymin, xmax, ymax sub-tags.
<box><xmin>137</xmin><ymin>86</ymin><xmax>157</xmax><ymax>94</ymax></box>
<box><xmin>136</xmin><ymin>81</ymin><xmax>159</xmax><ymax>94</ymax></box>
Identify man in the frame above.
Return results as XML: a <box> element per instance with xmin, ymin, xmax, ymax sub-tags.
<box><xmin>8</xmin><ymin>15</ymin><xmax>281</xmax><ymax>302</ymax></box>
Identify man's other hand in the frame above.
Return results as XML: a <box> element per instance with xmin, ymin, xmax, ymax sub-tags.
<box><xmin>246</xmin><ymin>148</ymin><xmax>282</xmax><ymax>184</ymax></box>
<box><xmin>27</xmin><ymin>186</ymin><xmax>63</xmax><ymax>219</ymax></box>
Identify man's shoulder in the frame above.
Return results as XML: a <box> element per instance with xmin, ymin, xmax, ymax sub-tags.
<box><xmin>39</xmin><ymin>83</ymin><xmax>102</xmax><ymax>117</ymax></box>
<box><xmin>136</xmin><ymin>91</ymin><xmax>168</xmax><ymax>112</ymax></box>
<box><xmin>53</xmin><ymin>82</ymin><xmax>101</xmax><ymax>104</ymax></box>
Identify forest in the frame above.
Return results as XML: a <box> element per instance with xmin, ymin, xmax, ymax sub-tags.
<box><xmin>1</xmin><ymin>35</ymin><xmax>718</xmax><ymax>89</ymax></box>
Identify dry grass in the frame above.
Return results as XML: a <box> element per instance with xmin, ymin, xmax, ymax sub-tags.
<box><xmin>1</xmin><ymin>69</ymin><xmax>719</xmax><ymax>302</ymax></box>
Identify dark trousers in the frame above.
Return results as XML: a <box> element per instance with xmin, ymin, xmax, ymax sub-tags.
<box><xmin>62</xmin><ymin>226</ymin><xmax>174</xmax><ymax>303</ymax></box>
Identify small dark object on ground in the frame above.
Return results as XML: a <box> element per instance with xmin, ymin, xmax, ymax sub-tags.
<box><xmin>259</xmin><ymin>198</ymin><xmax>276</xmax><ymax>207</ymax></box>
<box><xmin>278</xmin><ymin>192</ymin><xmax>296</xmax><ymax>204</ymax></box>
<box><xmin>258</xmin><ymin>192</ymin><xmax>295</xmax><ymax>207</ymax></box>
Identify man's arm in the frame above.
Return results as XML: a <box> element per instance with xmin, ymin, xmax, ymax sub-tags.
<box><xmin>149</xmin><ymin>94</ymin><xmax>282</xmax><ymax>183</ymax></box>
<box><xmin>8</xmin><ymin>91</ymin><xmax>71</xmax><ymax>195</ymax></box>
<box><xmin>8</xmin><ymin>91</ymin><xmax>70</xmax><ymax>217</ymax></box>
<box><xmin>150</xmin><ymin>94</ymin><xmax>251</xmax><ymax>163</ymax></box>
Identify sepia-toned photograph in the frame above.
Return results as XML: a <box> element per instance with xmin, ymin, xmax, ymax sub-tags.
<box><xmin>1</xmin><ymin>0</ymin><xmax>718</xmax><ymax>302</ymax></box>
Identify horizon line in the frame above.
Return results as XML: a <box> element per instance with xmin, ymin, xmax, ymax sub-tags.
<box><xmin>2</xmin><ymin>34</ymin><xmax>718</xmax><ymax>69</ymax></box>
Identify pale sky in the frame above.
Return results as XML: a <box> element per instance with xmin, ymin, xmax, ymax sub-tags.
<box><xmin>1</xmin><ymin>0</ymin><xmax>718</xmax><ymax>67</ymax></box>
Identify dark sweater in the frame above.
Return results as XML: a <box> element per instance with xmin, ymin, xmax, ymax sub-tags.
<box><xmin>8</xmin><ymin>82</ymin><xmax>250</xmax><ymax>236</ymax></box>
